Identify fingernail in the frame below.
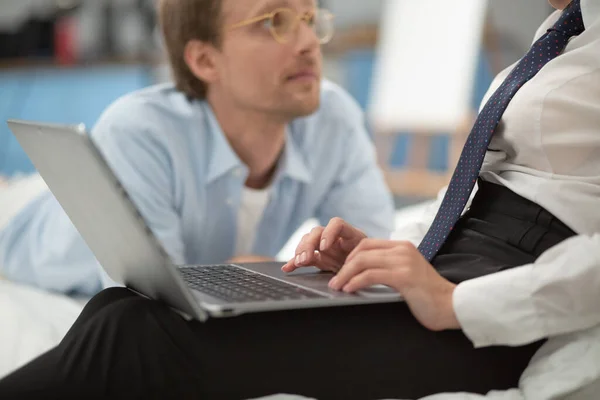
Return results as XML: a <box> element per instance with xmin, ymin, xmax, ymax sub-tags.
<box><xmin>329</xmin><ymin>277</ymin><xmax>338</xmax><ymax>289</ymax></box>
<box><xmin>295</xmin><ymin>255</ymin><xmax>301</xmax><ymax>265</ymax></box>
<box><xmin>320</xmin><ymin>238</ymin><xmax>327</xmax><ymax>251</ymax></box>
<box><xmin>300</xmin><ymin>252</ymin><xmax>307</xmax><ymax>264</ymax></box>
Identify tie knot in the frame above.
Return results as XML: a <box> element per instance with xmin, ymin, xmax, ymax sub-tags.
<box><xmin>549</xmin><ymin>0</ymin><xmax>585</xmax><ymax>37</ymax></box>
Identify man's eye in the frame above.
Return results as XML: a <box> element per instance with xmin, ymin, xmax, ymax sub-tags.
<box><xmin>271</xmin><ymin>11</ymin><xmax>288</xmax><ymax>28</ymax></box>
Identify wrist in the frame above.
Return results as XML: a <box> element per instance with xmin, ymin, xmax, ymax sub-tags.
<box><xmin>440</xmin><ymin>283</ymin><xmax>461</xmax><ymax>330</ymax></box>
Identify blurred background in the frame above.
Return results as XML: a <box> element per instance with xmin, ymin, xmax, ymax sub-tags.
<box><xmin>0</xmin><ymin>0</ymin><xmax>554</xmax><ymax>205</ymax></box>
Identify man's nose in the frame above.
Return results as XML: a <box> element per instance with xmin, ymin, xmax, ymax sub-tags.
<box><xmin>295</xmin><ymin>20</ymin><xmax>320</xmax><ymax>54</ymax></box>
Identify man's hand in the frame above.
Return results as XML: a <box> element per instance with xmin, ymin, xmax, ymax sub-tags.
<box><xmin>329</xmin><ymin>240</ymin><xmax>461</xmax><ymax>332</ymax></box>
<box><xmin>228</xmin><ymin>255</ymin><xmax>276</xmax><ymax>264</ymax></box>
<box><xmin>281</xmin><ymin>218</ymin><xmax>367</xmax><ymax>273</ymax></box>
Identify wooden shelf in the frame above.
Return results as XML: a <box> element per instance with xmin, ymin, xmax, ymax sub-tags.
<box><xmin>323</xmin><ymin>24</ymin><xmax>379</xmax><ymax>55</ymax></box>
<box><xmin>382</xmin><ymin>169</ymin><xmax>450</xmax><ymax>198</ymax></box>
<box><xmin>0</xmin><ymin>55</ymin><xmax>165</xmax><ymax>71</ymax></box>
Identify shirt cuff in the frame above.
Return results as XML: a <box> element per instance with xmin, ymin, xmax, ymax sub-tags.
<box><xmin>453</xmin><ymin>265</ymin><xmax>546</xmax><ymax>348</ymax></box>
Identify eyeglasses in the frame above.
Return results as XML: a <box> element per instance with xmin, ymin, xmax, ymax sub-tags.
<box><xmin>228</xmin><ymin>8</ymin><xmax>335</xmax><ymax>45</ymax></box>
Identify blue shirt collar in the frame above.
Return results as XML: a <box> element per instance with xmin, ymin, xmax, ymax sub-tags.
<box><xmin>202</xmin><ymin>102</ymin><xmax>243</xmax><ymax>183</ymax></box>
<box><xmin>277</xmin><ymin>125</ymin><xmax>312</xmax><ymax>184</ymax></box>
<box><xmin>201</xmin><ymin>102</ymin><xmax>312</xmax><ymax>185</ymax></box>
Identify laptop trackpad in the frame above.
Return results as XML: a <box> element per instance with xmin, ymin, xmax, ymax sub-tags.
<box><xmin>284</xmin><ymin>269</ymin><xmax>399</xmax><ymax>298</ymax></box>
<box><xmin>284</xmin><ymin>270</ymin><xmax>337</xmax><ymax>294</ymax></box>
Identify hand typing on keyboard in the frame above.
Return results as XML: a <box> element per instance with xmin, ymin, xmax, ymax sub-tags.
<box><xmin>282</xmin><ymin>218</ymin><xmax>460</xmax><ymax>332</ymax></box>
<box><xmin>281</xmin><ymin>218</ymin><xmax>367</xmax><ymax>274</ymax></box>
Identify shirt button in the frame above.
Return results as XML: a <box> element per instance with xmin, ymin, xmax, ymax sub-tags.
<box><xmin>226</xmin><ymin>198</ymin><xmax>234</xmax><ymax>206</ymax></box>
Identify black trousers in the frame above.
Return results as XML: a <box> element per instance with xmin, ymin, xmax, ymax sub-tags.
<box><xmin>0</xmin><ymin>181</ymin><xmax>576</xmax><ymax>400</ymax></box>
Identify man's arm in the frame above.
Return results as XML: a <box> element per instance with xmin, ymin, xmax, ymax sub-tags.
<box><xmin>0</xmin><ymin>185</ymin><xmax>106</xmax><ymax>295</ymax></box>
<box><xmin>314</xmin><ymin>116</ymin><xmax>395</xmax><ymax>239</ymax></box>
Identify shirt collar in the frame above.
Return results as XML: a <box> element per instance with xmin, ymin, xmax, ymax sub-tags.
<box><xmin>202</xmin><ymin>102</ymin><xmax>244</xmax><ymax>184</ymax></box>
<box><xmin>201</xmin><ymin>102</ymin><xmax>312</xmax><ymax>185</ymax></box>
<box><xmin>581</xmin><ymin>0</ymin><xmax>600</xmax><ymax>29</ymax></box>
<box><xmin>277</xmin><ymin>126</ymin><xmax>312</xmax><ymax>184</ymax></box>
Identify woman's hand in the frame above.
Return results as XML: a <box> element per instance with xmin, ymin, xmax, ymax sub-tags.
<box><xmin>330</xmin><ymin>239</ymin><xmax>461</xmax><ymax>332</ymax></box>
<box><xmin>281</xmin><ymin>218</ymin><xmax>461</xmax><ymax>331</ymax></box>
<box><xmin>281</xmin><ymin>218</ymin><xmax>367</xmax><ymax>273</ymax></box>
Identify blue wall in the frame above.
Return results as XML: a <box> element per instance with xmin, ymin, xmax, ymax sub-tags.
<box><xmin>0</xmin><ymin>65</ymin><xmax>153</xmax><ymax>176</ymax></box>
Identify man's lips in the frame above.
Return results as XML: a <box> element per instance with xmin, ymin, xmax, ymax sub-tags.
<box><xmin>287</xmin><ymin>70</ymin><xmax>318</xmax><ymax>81</ymax></box>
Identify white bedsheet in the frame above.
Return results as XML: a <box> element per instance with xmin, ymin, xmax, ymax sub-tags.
<box><xmin>0</xmin><ymin>280</ymin><xmax>85</xmax><ymax>378</ymax></box>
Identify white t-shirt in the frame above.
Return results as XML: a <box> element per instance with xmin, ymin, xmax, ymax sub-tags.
<box><xmin>234</xmin><ymin>185</ymin><xmax>271</xmax><ymax>257</ymax></box>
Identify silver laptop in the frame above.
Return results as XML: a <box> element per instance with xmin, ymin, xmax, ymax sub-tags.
<box><xmin>7</xmin><ymin>119</ymin><xmax>401</xmax><ymax>321</ymax></box>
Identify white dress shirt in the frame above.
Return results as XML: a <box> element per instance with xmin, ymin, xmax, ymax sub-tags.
<box><xmin>391</xmin><ymin>1</ymin><xmax>600</xmax><ymax>399</ymax></box>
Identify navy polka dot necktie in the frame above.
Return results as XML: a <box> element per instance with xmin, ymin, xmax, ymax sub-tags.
<box><xmin>418</xmin><ymin>0</ymin><xmax>585</xmax><ymax>261</ymax></box>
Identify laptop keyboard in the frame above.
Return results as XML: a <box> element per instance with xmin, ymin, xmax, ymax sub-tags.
<box><xmin>179</xmin><ymin>265</ymin><xmax>326</xmax><ymax>303</ymax></box>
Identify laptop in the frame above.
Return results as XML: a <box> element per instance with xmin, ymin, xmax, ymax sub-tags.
<box><xmin>7</xmin><ymin>119</ymin><xmax>401</xmax><ymax>321</ymax></box>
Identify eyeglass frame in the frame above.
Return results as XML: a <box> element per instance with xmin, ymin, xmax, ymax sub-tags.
<box><xmin>226</xmin><ymin>7</ymin><xmax>335</xmax><ymax>44</ymax></box>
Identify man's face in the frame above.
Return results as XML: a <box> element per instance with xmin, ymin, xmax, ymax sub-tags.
<box><xmin>548</xmin><ymin>0</ymin><xmax>572</xmax><ymax>10</ymax></box>
<box><xmin>213</xmin><ymin>0</ymin><xmax>323</xmax><ymax>120</ymax></box>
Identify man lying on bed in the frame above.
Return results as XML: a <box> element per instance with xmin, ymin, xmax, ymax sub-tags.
<box><xmin>0</xmin><ymin>0</ymin><xmax>394</xmax><ymax>296</ymax></box>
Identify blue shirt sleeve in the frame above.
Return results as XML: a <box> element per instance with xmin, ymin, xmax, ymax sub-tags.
<box><xmin>315</xmin><ymin>93</ymin><xmax>395</xmax><ymax>239</ymax></box>
<box><xmin>0</xmin><ymin>190</ymin><xmax>105</xmax><ymax>295</ymax></box>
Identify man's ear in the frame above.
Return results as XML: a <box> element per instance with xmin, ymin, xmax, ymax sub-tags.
<box><xmin>184</xmin><ymin>40</ymin><xmax>219</xmax><ymax>84</ymax></box>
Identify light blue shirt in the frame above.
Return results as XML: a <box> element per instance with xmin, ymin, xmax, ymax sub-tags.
<box><xmin>0</xmin><ymin>81</ymin><xmax>394</xmax><ymax>295</ymax></box>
